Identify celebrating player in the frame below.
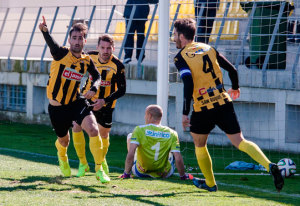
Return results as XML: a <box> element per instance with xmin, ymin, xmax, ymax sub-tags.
<box><xmin>39</xmin><ymin>16</ymin><xmax>107</xmax><ymax>182</ymax></box>
<box><xmin>173</xmin><ymin>18</ymin><xmax>284</xmax><ymax>192</ymax></box>
<box><xmin>72</xmin><ymin>34</ymin><xmax>126</xmax><ymax>183</ymax></box>
<box><xmin>120</xmin><ymin>105</ymin><xmax>190</xmax><ymax>180</ymax></box>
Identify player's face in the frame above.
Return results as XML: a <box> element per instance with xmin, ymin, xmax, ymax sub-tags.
<box><xmin>98</xmin><ymin>40</ymin><xmax>114</xmax><ymax>63</ymax></box>
<box><xmin>174</xmin><ymin>29</ymin><xmax>182</xmax><ymax>49</ymax></box>
<box><xmin>68</xmin><ymin>31</ymin><xmax>86</xmax><ymax>54</ymax></box>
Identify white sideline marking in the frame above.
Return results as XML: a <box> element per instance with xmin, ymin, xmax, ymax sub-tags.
<box><xmin>1</xmin><ymin>147</ymin><xmax>299</xmax><ymax>198</ymax></box>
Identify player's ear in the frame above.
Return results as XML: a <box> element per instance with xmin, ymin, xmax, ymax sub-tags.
<box><xmin>179</xmin><ymin>33</ymin><xmax>185</xmax><ymax>41</ymax></box>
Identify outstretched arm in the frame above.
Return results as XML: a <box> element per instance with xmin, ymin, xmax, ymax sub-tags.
<box><xmin>39</xmin><ymin>16</ymin><xmax>67</xmax><ymax>60</ymax></box>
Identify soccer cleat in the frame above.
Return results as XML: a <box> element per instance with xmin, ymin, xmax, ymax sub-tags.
<box><xmin>96</xmin><ymin>169</ymin><xmax>111</xmax><ymax>183</ymax></box>
<box><xmin>269</xmin><ymin>163</ymin><xmax>284</xmax><ymax>192</ymax></box>
<box><xmin>102</xmin><ymin>159</ymin><xmax>109</xmax><ymax>175</ymax></box>
<box><xmin>76</xmin><ymin>163</ymin><xmax>90</xmax><ymax>177</ymax></box>
<box><xmin>192</xmin><ymin>178</ymin><xmax>218</xmax><ymax>192</ymax></box>
<box><xmin>57</xmin><ymin>154</ymin><xmax>71</xmax><ymax>177</ymax></box>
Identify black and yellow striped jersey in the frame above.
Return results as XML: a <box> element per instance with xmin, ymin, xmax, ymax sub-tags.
<box><xmin>82</xmin><ymin>51</ymin><xmax>126</xmax><ymax>109</ymax></box>
<box><xmin>174</xmin><ymin>42</ymin><xmax>239</xmax><ymax>114</ymax></box>
<box><xmin>43</xmin><ymin>31</ymin><xmax>100</xmax><ymax>105</ymax></box>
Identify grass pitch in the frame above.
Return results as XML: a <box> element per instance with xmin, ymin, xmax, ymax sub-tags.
<box><xmin>0</xmin><ymin>121</ymin><xmax>299</xmax><ymax>205</ymax></box>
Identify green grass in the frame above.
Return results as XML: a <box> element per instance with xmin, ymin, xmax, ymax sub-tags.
<box><xmin>0</xmin><ymin>121</ymin><xmax>300</xmax><ymax>205</ymax></box>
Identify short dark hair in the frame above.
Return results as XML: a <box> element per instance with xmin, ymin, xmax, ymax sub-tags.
<box><xmin>174</xmin><ymin>18</ymin><xmax>196</xmax><ymax>41</ymax></box>
<box><xmin>98</xmin><ymin>34</ymin><xmax>114</xmax><ymax>47</ymax></box>
<box><xmin>69</xmin><ymin>23</ymin><xmax>88</xmax><ymax>38</ymax></box>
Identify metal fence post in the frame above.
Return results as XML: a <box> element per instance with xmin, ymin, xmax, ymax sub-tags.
<box><xmin>118</xmin><ymin>5</ymin><xmax>136</xmax><ymax>59</ymax></box>
<box><xmin>105</xmin><ymin>5</ymin><xmax>116</xmax><ymax>33</ymax></box>
<box><xmin>63</xmin><ymin>6</ymin><xmax>78</xmax><ymax>46</ymax></box>
<box><xmin>7</xmin><ymin>7</ymin><xmax>25</xmax><ymax>71</ymax></box>
<box><xmin>24</xmin><ymin>7</ymin><xmax>42</xmax><ymax>71</ymax></box>
<box><xmin>235</xmin><ymin>2</ymin><xmax>257</xmax><ymax>69</ymax></box>
<box><xmin>0</xmin><ymin>8</ymin><xmax>9</xmax><ymax>39</ymax></box>
<box><xmin>137</xmin><ymin>3</ymin><xmax>158</xmax><ymax>78</ymax></box>
<box><xmin>261</xmin><ymin>2</ymin><xmax>285</xmax><ymax>86</ymax></box>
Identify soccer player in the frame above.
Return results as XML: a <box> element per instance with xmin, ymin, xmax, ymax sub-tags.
<box><xmin>72</xmin><ymin>34</ymin><xmax>126</xmax><ymax>182</ymax></box>
<box><xmin>120</xmin><ymin>105</ymin><xmax>190</xmax><ymax>180</ymax></box>
<box><xmin>39</xmin><ymin>16</ymin><xmax>108</xmax><ymax>182</ymax></box>
<box><xmin>173</xmin><ymin>18</ymin><xmax>284</xmax><ymax>192</ymax></box>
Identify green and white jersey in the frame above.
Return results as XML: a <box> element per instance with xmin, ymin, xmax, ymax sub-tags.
<box><xmin>130</xmin><ymin>124</ymin><xmax>181</xmax><ymax>174</ymax></box>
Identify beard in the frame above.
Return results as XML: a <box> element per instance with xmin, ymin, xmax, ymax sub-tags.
<box><xmin>70</xmin><ymin>44</ymin><xmax>83</xmax><ymax>54</ymax></box>
<box><xmin>101</xmin><ymin>53</ymin><xmax>111</xmax><ymax>62</ymax></box>
<box><xmin>176</xmin><ymin>39</ymin><xmax>182</xmax><ymax>49</ymax></box>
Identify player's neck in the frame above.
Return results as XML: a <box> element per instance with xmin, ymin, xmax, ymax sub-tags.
<box><xmin>98</xmin><ymin>55</ymin><xmax>110</xmax><ymax>64</ymax></box>
<box><xmin>70</xmin><ymin>50</ymin><xmax>82</xmax><ymax>58</ymax></box>
<box><xmin>181</xmin><ymin>40</ymin><xmax>193</xmax><ymax>48</ymax></box>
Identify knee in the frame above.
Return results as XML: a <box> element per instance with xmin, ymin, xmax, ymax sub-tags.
<box><xmin>86</xmin><ymin>126</ymin><xmax>99</xmax><ymax>137</ymax></box>
<box><xmin>58</xmin><ymin>137</ymin><xmax>70</xmax><ymax>147</ymax></box>
<box><xmin>72</xmin><ymin>122</ymin><xmax>82</xmax><ymax>132</ymax></box>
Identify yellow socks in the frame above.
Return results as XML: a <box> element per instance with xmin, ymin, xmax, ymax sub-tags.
<box><xmin>102</xmin><ymin>136</ymin><xmax>110</xmax><ymax>159</ymax></box>
<box><xmin>55</xmin><ymin>139</ymin><xmax>68</xmax><ymax>162</ymax></box>
<box><xmin>195</xmin><ymin>146</ymin><xmax>216</xmax><ymax>187</ymax></box>
<box><xmin>72</xmin><ymin>131</ymin><xmax>88</xmax><ymax>165</ymax></box>
<box><xmin>89</xmin><ymin>135</ymin><xmax>103</xmax><ymax>172</ymax></box>
<box><xmin>238</xmin><ymin>139</ymin><xmax>271</xmax><ymax>172</ymax></box>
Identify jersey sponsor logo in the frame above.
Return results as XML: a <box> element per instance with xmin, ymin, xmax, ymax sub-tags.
<box><xmin>186</xmin><ymin>46</ymin><xmax>210</xmax><ymax>58</ymax></box>
<box><xmin>145</xmin><ymin>129</ymin><xmax>170</xmax><ymax>139</ymax></box>
<box><xmin>62</xmin><ymin>67</ymin><xmax>83</xmax><ymax>81</ymax></box>
<box><xmin>100</xmin><ymin>80</ymin><xmax>111</xmax><ymax>87</ymax></box>
<box><xmin>200</xmin><ymin>93</ymin><xmax>227</xmax><ymax>106</ymax></box>
<box><xmin>199</xmin><ymin>84</ymin><xmax>223</xmax><ymax>95</ymax></box>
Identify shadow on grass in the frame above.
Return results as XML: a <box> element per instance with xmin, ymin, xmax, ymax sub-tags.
<box><xmin>0</xmin><ymin>175</ymin><xmax>103</xmax><ymax>193</ymax></box>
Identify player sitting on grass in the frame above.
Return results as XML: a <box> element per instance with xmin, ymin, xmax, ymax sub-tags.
<box><xmin>120</xmin><ymin>104</ymin><xmax>191</xmax><ymax>180</ymax></box>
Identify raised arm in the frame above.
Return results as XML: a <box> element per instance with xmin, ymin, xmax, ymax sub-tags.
<box><xmin>39</xmin><ymin>16</ymin><xmax>68</xmax><ymax>60</ymax></box>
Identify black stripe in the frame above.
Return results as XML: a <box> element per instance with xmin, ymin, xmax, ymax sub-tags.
<box><xmin>197</xmin><ymin>95</ymin><xmax>204</xmax><ymax>101</ymax></box>
<box><xmin>107</xmin><ymin>73</ymin><xmax>116</xmax><ymax>108</ymax></box>
<box><xmin>60</xmin><ymin>80</ymin><xmax>71</xmax><ymax>105</ymax></box>
<box><xmin>52</xmin><ymin>64</ymin><xmax>65</xmax><ymax>100</ymax></box>
<box><xmin>200</xmin><ymin>106</ymin><xmax>208</xmax><ymax>111</ymax></box>
<box><xmin>70</xmin><ymin>81</ymin><xmax>80</xmax><ymax>102</ymax></box>
<box><xmin>215</xmin><ymin>78</ymin><xmax>225</xmax><ymax>93</ymax></box>
<box><xmin>213</xmin><ymin>102</ymin><xmax>220</xmax><ymax>108</ymax></box>
<box><xmin>79</xmin><ymin>62</ymin><xmax>85</xmax><ymax>73</ymax></box>
<box><xmin>99</xmin><ymin>70</ymin><xmax>107</xmax><ymax>98</ymax></box>
<box><xmin>208</xmin><ymin>88</ymin><xmax>214</xmax><ymax>97</ymax></box>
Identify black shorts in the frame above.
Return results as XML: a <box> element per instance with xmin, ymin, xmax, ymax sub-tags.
<box><xmin>190</xmin><ymin>102</ymin><xmax>241</xmax><ymax>134</ymax></box>
<box><xmin>48</xmin><ymin>98</ymin><xmax>93</xmax><ymax>137</ymax></box>
<box><xmin>93</xmin><ymin>107</ymin><xmax>114</xmax><ymax>128</ymax></box>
